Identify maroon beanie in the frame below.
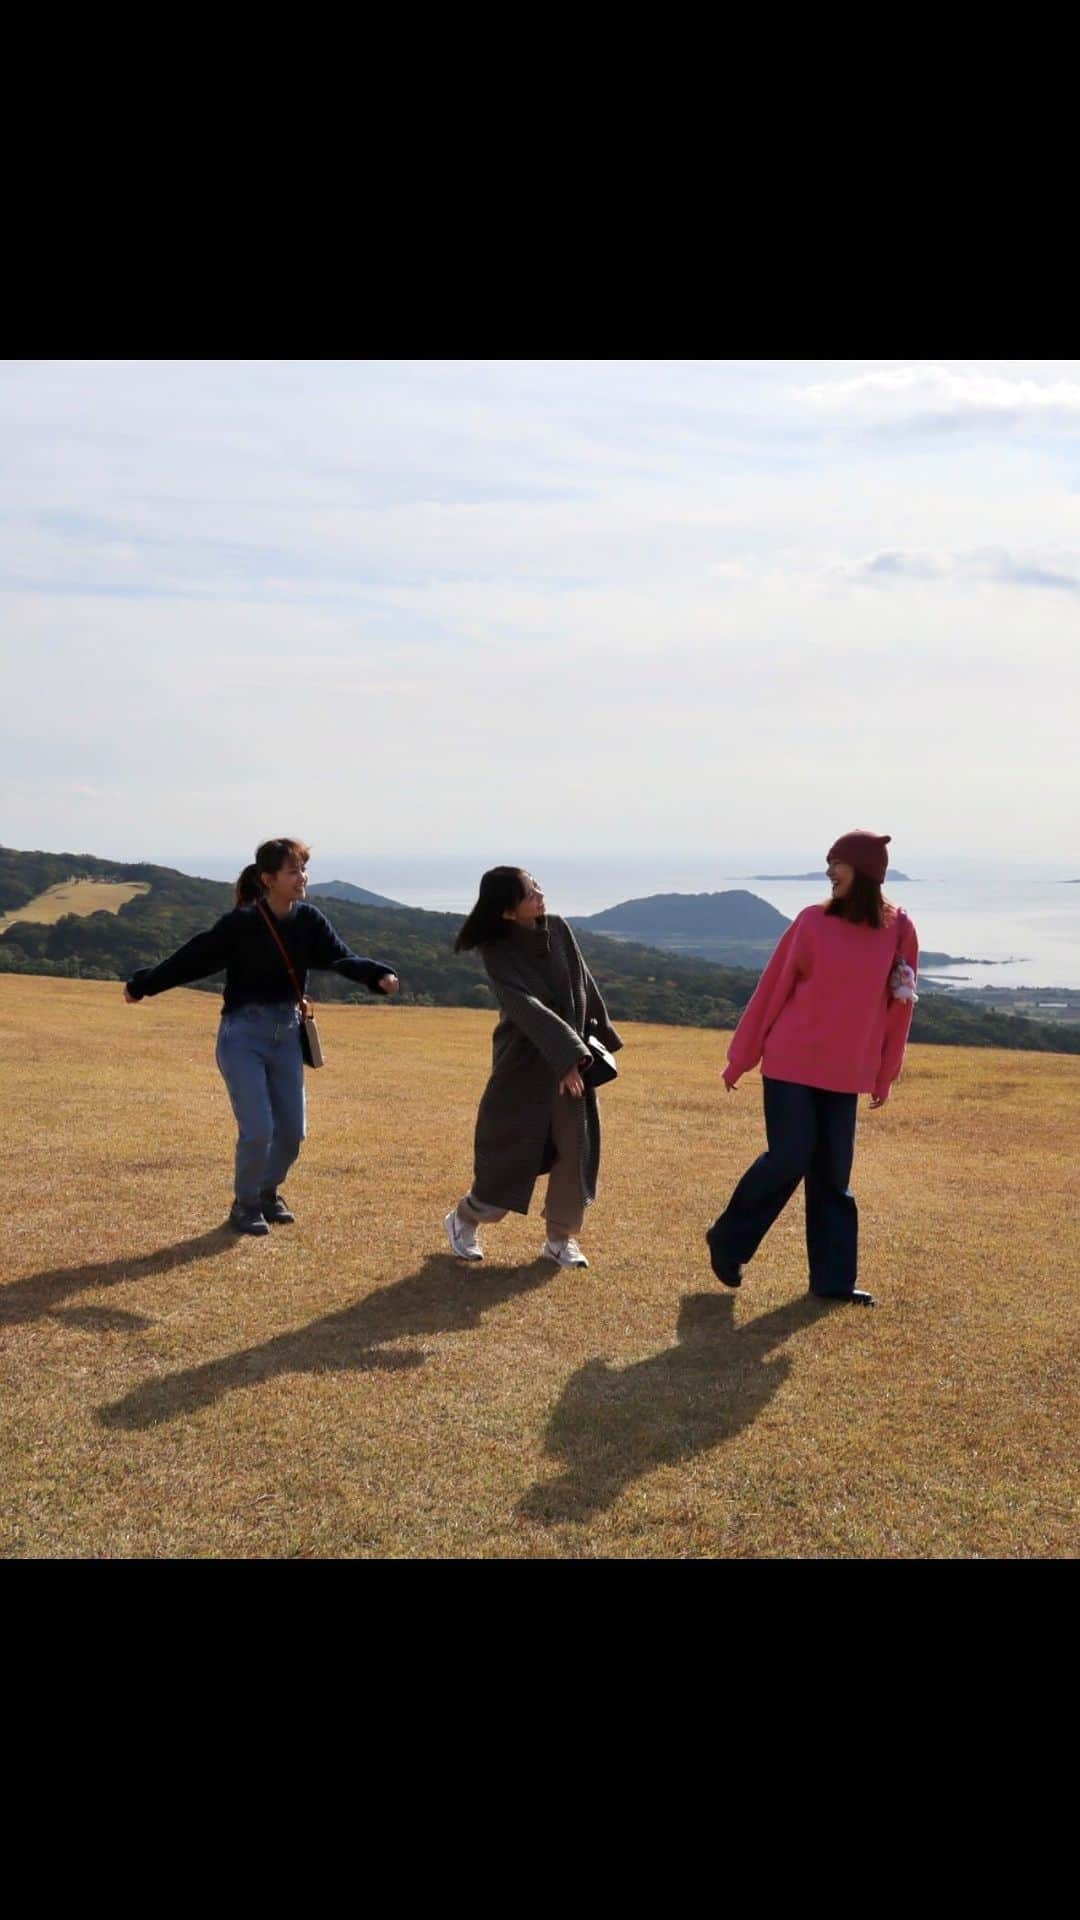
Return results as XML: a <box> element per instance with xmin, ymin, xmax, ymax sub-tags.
<box><xmin>827</xmin><ymin>830</ymin><xmax>891</xmax><ymax>884</ymax></box>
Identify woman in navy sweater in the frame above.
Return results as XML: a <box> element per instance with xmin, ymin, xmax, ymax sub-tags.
<box><xmin>125</xmin><ymin>837</ymin><xmax>398</xmax><ymax>1234</ymax></box>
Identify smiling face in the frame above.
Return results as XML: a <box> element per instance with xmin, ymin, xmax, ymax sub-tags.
<box><xmin>503</xmin><ymin>872</ymin><xmax>546</xmax><ymax>925</ymax></box>
<box><xmin>826</xmin><ymin>858</ymin><xmax>855</xmax><ymax>901</ymax></box>
<box><xmin>262</xmin><ymin>854</ymin><xmax>308</xmax><ymax>914</ymax></box>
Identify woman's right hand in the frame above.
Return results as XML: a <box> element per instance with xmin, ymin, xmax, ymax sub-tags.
<box><xmin>559</xmin><ymin>1065</ymin><xmax>586</xmax><ymax>1098</ymax></box>
<box><xmin>123</xmin><ymin>986</ymin><xmax>137</xmax><ymax>1004</ymax></box>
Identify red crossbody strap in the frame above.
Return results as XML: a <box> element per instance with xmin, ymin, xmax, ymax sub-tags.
<box><xmin>256</xmin><ymin>901</ymin><xmax>305</xmax><ymax>1005</ymax></box>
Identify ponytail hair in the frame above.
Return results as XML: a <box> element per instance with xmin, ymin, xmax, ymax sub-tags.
<box><xmin>235</xmin><ymin>863</ymin><xmax>263</xmax><ymax>907</ymax></box>
<box><xmin>234</xmin><ymin>836</ymin><xmax>312</xmax><ymax>908</ymax></box>
<box><xmin>455</xmin><ymin>866</ymin><xmax>528</xmax><ymax>951</ymax></box>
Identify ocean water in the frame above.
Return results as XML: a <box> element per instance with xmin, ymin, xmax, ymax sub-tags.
<box><xmin>181</xmin><ymin>854</ymin><xmax>1080</xmax><ymax>992</ymax></box>
<box><xmin>728</xmin><ymin>876</ymin><xmax>1080</xmax><ymax>992</ymax></box>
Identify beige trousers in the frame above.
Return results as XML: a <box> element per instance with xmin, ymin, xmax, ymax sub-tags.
<box><xmin>460</xmin><ymin>1090</ymin><xmax>585</xmax><ymax>1240</ymax></box>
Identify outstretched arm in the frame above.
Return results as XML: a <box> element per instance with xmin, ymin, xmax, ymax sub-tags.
<box><xmin>124</xmin><ymin>919</ymin><xmax>233</xmax><ymax>1001</ymax></box>
<box><xmin>307</xmin><ymin>910</ymin><xmax>399</xmax><ymax>994</ymax></box>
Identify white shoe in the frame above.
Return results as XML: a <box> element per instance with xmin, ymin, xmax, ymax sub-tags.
<box><xmin>444</xmin><ymin>1208</ymin><xmax>483</xmax><ymax>1261</ymax></box>
<box><xmin>542</xmin><ymin>1237</ymin><xmax>589</xmax><ymax>1269</ymax></box>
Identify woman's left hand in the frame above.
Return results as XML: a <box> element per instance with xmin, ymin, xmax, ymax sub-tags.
<box><xmin>869</xmin><ymin>1091</ymin><xmax>890</xmax><ymax>1110</ymax></box>
<box><xmin>559</xmin><ymin>1066</ymin><xmax>586</xmax><ymax>1098</ymax></box>
<box><xmin>379</xmin><ymin>974</ymin><xmax>399</xmax><ymax>995</ymax></box>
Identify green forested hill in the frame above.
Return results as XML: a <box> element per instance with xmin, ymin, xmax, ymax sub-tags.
<box><xmin>1</xmin><ymin>845</ymin><xmax>1077</xmax><ymax>1056</ymax></box>
<box><xmin>574</xmin><ymin>889</ymin><xmax>790</xmax><ymax>939</ymax></box>
<box><xmin>307</xmin><ymin>879</ymin><xmax>404</xmax><ymax>908</ymax></box>
<box><xmin>0</xmin><ymin>848</ymin><xmax>236</xmax><ymax>978</ymax></box>
<box><xmin>570</xmin><ymin>889</ymin><xmax>789</xmax><ymax>965</ymax></box>
<box><xmin>0</xmin><ymin>846</ymin><xmax>219</xmax><ymax>916</ymax></box>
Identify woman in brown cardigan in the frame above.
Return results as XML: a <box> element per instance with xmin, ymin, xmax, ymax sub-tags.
<box><xmin>444</xmin><ymin>867</ymin><xmax>623</xmax><ymax>1269</ymax></box>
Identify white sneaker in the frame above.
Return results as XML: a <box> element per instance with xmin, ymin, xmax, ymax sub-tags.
<box><xmin>542</xmin><ymin>1237</ymin><xmax>589</xmax><ymax>1269</ymax></box>
<box><xmin>444</xmin><ymin>1208</ymin><xmax>483</xmax><ymax>1261</ymax></box>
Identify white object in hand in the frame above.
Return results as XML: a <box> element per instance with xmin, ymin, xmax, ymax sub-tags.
<box><xmin>888</xmin><ymin>959</ymin><xmax>918</xmax><ymax>1004</ymax></box>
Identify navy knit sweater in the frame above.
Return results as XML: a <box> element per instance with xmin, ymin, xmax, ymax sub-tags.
<box><xmin>126</xmin><ymin>903</ymin><xmax>395</xmax><ymax>1012</ymax></box>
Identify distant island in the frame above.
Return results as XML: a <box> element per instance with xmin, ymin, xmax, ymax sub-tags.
<box><xmin>575</xmin><ymin>890</ymin><xmax>788</xmax><ymax>938</ymax></box>
<box><xmin>920</xmin><ymin>953</ymin><xmax>1002</xmax><ymax>969</ymax></box>
<box><xmin>308</xmin><ymin>879</ymin><xmax>404</xmax><ymax>909</ymax></box>
<box><xmin>571</xmin><ymin>890</ymin><xmax>790</xmax><ymax>966</ymax></box>
<box><xmin>570</xmin><ymin>888</ymin><xmax>997</xmax><ymax>971</ymax></box>
<box><xmin>747</xmin><ymin>871</ymin><xmax>914</xmax><ymax>882</ymax></box>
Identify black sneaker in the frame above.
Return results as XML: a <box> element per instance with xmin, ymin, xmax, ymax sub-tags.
<box><xmin>229</xmin><ymin>1201</ymin><xmax>270</xmax><ymax>1236</ymax></box>
<box><xmin>260</xmin><ymin>1191</ymin><xmax>296</xmax><ymax>1225</ymax></box>
<box><xmin>810</xmin><ymin>1288</ymin><xmax>876</xmax><ymax>1306</ymax></box>
<box><xmin>705</xmin><ymin>1222</ymin><xmax>743</xmax><ymax>1288</ymax></box>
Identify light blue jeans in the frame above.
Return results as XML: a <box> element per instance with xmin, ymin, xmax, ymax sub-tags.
<box><xmin>215</xmin><ymin>1002</ymin><xmax>307</xmax><ymax>1206</ymax></box>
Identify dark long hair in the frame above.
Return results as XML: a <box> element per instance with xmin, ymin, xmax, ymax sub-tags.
<box><xmin>455</xmin><ymin>866</ymin><xmax>528</xmax><ymax>951</ymax></box>
<box><xmin>235</xmin><ymin>837</ymin><xmax>311</xmax><ymax>908</ymax></box>
<box><xmin>825</xmin><ymin>871</ymin><xmax>893</xmax><ymax>930</ymax></box>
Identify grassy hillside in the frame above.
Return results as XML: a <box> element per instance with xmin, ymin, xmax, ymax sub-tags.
<box><xmin>1</xmin><ymin>977</ymin><xmax>1076</xmax><ymax>1558</ymax></box>
<box><xmin>0</xmin><ymin>878</ymin><xmax>150</xmax><ymax>933</ymax></box>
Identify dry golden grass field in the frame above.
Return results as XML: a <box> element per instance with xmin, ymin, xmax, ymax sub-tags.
<box><xmin>2</xmin><ymin>975</ymin><xmax>1077</xmax><ymax>1559</ymax></box>
<box><xmin>0</xmin><ymin>879</ymin><xmax>150</xmax><ymax>934</ymax></box>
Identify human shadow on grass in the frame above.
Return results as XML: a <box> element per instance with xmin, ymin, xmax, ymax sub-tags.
<box><xmin>517</xmin><ymin>1290</ymin><xmax>833</xmax><ymax>1527</ymax></box>
<box><xmin>0</xmin><ymin>1226</ymin><xmax>239</xmax><ymax>1333</ymax></box>
<box><xmin>96</xmin><ymin>1253</ymin><xmax>557</xmax><ymax>1430</ymax></box>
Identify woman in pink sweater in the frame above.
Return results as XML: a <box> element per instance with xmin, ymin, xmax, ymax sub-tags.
<box><xmin>706</xmin><ymin>830</ymin><xmax>919</xmax><ymax>1306</ymax></box>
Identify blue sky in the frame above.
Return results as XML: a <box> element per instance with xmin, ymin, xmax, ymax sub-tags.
<box><xmin>2</xmin><ymin>358</ymin><xmax>1078</xmax><ymax>876</ymax></box>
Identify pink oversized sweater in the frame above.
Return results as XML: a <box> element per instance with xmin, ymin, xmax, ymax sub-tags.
<box><xmin>723</xmin><ymin>904</ymin><xmax>919</xmax><ymax>1102</ymax></box>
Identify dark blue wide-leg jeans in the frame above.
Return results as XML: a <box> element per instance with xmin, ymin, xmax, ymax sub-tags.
<box><xmin>711</xmin><ymin>1077</ymin><xmax>859</xmax><ymax>1296</ymax></box>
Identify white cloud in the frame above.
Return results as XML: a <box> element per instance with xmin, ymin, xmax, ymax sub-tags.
<box><xmin>2</xmin><ymin>360</ymin><xmax>1080</xmax><ymax>866</ymax></box>
<box><xmin>800</xmin><ymin>362</ymin><xmax>1080</xmax><ymax>432</ymax></box>
<box><xmin>842</xmin><ymin>546</ymin><xmax>1080</xmax><ymax>596</ymax></box>
<box><xmin>844</xmin><ymin>550</ymin><xmax>945</xmax><ymax>582</ymax></box>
